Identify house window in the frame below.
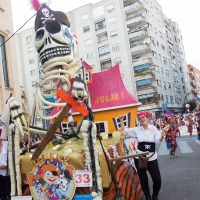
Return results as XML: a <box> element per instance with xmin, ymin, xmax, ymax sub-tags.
<box><xmin>98</xmin><ymin>45</ymin><xmax>110</xmax><ymax>56</ymax></box>
<box><xmin>82</xmin><ymin>14</ymin><xmax>88</xmax><ymax>20</ymax></box>
<box><xmin>112</xmin><ymin>44</ymin><xmax>119</xmax><ymax>51</ymax></box>
<box><xmin>108</xmin><ymin>17</ymin><xmax>116</xmax><ymax>24</ymax></box>
<box><xmin>110</xmin><ymin>30</ymin><xmax>117</xmax><ymax>37</ymax></box>
<box><xmin>29</xmin><ymin>58</ymin><xmax>34</xmax><ymax>64</ymax></box>
<box><xmin>95</xmin><ymin>19</ymin><xmax>106</xmax><ymax>31</ymax></box>
<box><xmin>28</xmin><ymin>47</ymin><xmax>33</xmax><ymax>52</ymax></box>
<box><xmin>85</xmin><ymin>71</ymin><xmax>91</xmax><ymax>82</ymax></box>
<box><xmin>85</xmin><ymin>39</ymin><xmax>92</xmax><ymax>46</ymax></box>
<box><xmin>159</xmin><ymin>31</ymin><xmax>163</xmax><ymax>38</ymax></box>
<box><xmin>30</xmin><ymin>69</ymin><xmax>36</xmax><ymax>75</ymax></box>
<box><xmin>161</xmin><ymin>44</ymin><xmax>165</xmax><ymax>50</ymax></box>
<box><xmin>83</xmin><ymin>26</ymin><xmax>90</xmax><ymax>33</ymax></box>
<box><xmin>95</xmin><ymin>122</ymin><xmax>107</xmax><ymax>133</ymax></box>
<box><xmin>113</xmin><ymin>112</ymin><xmax>131</xmax><ymax>130</ymax></box>
<box><xmin>152</xmin><ymin>51</ymin><xmax>157</xmax><ymax>57</ymax></box>
<box><xmin>87</xmin><ymin>52</ymin><xmax>93</xmax><ymax>59</ymax></box>
<box><xmin>0</xmin><ymin>35</ymin><xmax>9</xmax><ymax>87</ymax></box>
<box><xmin>26</xmin><ymin>36</ymin><xmax>31</xmax><ymax>44</ymax></box>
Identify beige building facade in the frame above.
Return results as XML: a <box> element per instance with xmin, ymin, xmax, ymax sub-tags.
<box><xmin>187</xmin><ymin>64</ymin><xmax>200</xmax><ymax>98</ymax></box>
<box><xmin>0</xmin><ymin>0</ymin><xmax>26</xmax><ymax>113</ymax></box>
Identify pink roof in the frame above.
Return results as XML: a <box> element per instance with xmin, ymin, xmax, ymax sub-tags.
<box><xmin>85</xmin><ymin>62</ymin><xmax>139</xmax><ymax>111</ymax></box>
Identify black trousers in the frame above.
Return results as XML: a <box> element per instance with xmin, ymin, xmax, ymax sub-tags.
<box><xmin>134</xmin><ymin>158</ymin><xmax>161</xmax><ymax>197</ymax></box>
<box><xmin>0</xmin><ymin>175</ymin><xmax>11</xmax><ymax>200</ymax></box>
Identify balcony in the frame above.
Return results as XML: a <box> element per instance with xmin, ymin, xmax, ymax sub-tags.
<box><xmin>97</xmin><ymin>32</ymin><xmax>108</xmax><ymax>44</ymax></box>
<box><xmin>124</xmin><ymin>0</ymin><xmax>141</xmax><ymax>9</ymax></box>
<box><xmin>100</xmin><ymin>58</ymin><xmax>111</xmax><ymax>71</ymax></box>
<box><xmin>138</xmin><ymin>92</ymin><xmax>158</xmax><ymax>100</ymax></box>
<box><xmin>95</xmin><ymin>19</ymin><xmax>106</xmax><ymax>32</ymax></box>
<box><xmin>132</xmin><ymin>57</ymin><xmax>152</xmax><ymax>67</ymax></box>
<box><xmin>137</xmin><ymin>86</ymin><xmax>157</xmax><ymax>96</ymax></box>
<box><xmin>130</xmin><ymin>43</ymin><xmax>149</xmax><ymax>56</ymax></box>
<box><xmin>127</xmin><ymin>14</ymin><xmax>146</xmax><ymax>28</ymax></box>
<box><xmin>135</xmin><ymin>72</ymin><xmax>154</xmax><ymax>82</ymax></box>
<box><xmin>128</xmin><ymin>28</ymin><xmax>147</xmax><ymax>40</ymax></box>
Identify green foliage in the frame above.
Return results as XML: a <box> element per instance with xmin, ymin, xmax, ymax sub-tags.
<box><xmin>185</xmin><ymin>99</ymin><xmax>197</xmax><ymax>111</ymax></box>
<box><xmin>135</xmin><ymin>71</ymin><xmax>153</xmax><ymax>77</ymax></box>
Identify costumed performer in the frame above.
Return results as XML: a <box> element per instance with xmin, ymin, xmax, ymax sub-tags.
<box><xmin>119</xmin><ymin>111</ymin><xmax>165</xmax><ymax>200</ymax></box>
<box><xmin>186</xmin><ymin>114</ymin><xmax>193</xmax><ymax>136</ymax></box>
<box><xmin>162</xmin><ymin>116</ymin><xmax>178</xmax><ymax>158</ymax></box>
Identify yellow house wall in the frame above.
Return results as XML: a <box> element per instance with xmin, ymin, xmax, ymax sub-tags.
<box><xmin>63</xmin><ymin>106</ymin><xmax>138</xmax><ymax>133</ymax></box>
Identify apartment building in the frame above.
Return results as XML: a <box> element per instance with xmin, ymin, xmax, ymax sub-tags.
<box><xmin>15</xmin><ymin>27</ymin><xmax>39</xmax><ymax>114</ymax></box>
<box><xmin>16</xmin><ymin>0</ymin><xmax>190</xmax><ymax>117</ymax></box>
<box><xmin>0</xmin><ymin>0</ymin><xmax>26</xmax><ymax>113</ymax></box>
<box><xmin>187</xmin><ymin>64</ymin><xmax>200</xmax><ymax>98</ymax></box>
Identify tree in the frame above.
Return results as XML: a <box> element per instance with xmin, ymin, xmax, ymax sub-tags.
<box><xmin>184</xmin><ymin>99</ymin><xmax>197</xmax><ymax>111</ymax></box>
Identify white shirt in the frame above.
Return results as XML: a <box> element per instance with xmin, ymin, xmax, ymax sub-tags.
<box><xmin>0</xmin><ymin>140</ymin><xmax>8</xmax><ymax>176</ymax></box>
<box><xmin>122</xmin><ymin>124</ymin><xmax>162</xmax><ymax>161</ymax></box>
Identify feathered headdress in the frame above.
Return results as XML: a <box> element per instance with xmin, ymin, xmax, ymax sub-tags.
<box><xmin>29</xmin><ymin>0</ymin><xmax>42</xmax><ymax>11</ymax></box>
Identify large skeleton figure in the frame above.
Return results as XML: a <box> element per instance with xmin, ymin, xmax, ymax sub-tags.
<box><xmin>32</xmin><ymin>2</ymin><xmax>102</xmax><ymax>199</ymax></box>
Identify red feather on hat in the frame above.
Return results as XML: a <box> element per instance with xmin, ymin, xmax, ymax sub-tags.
<box><xmin>29</xmin><ymin>0</ymin><xmax>41</xmax><ymax>11</ymax></box>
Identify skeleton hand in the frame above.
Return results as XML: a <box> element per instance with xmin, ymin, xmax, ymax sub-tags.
<box><xmin>72</xmin><ymin>77</ymin><xmax>88</xmax><ymax>103</ymax></box>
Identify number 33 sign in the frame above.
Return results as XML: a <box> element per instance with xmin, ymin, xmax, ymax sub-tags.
<box><xmin>73</xmin><ymin>170</ymin><xmax>93</xmax><ymax>187</ymax></box>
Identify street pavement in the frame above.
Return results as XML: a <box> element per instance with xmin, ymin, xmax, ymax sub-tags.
<box><xmin>150</xmin><ymin>126</ymin><xmax>200</xmax><ymax>200</ymax></box>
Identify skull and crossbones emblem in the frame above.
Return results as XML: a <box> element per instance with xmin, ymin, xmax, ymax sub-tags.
<box><xmin>41</xmin><ymin>8</ymin><xmax>55</xmax><ymax>24</ymax></box>
<box><xmin>145</xmin><ymin>145</ymin><xmax>151</xmax><ymax>149</ymax></box>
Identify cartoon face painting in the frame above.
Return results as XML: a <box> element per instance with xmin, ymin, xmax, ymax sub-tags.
<box><xmin>27</xmin><ymin>158</ymin><xmax>75</xmax><ymax>200</ymax></box>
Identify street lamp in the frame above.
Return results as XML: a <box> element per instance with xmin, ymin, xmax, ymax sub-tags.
<box><xmin>184</xmin><ymin>91</ymin><xmax>192</xmax><ymax>113</ymax></box>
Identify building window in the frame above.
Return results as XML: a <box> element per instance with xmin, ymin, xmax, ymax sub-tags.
<box><xmin>0</xmin><ymin>35</ymin><xmax>9</xmax><ymax>87</ymax></box>
<box><xmin>28</xmin><ymin>47</ymin><xmax>33</xmax><ymax>52</ymax></box>
<box><xmin>166</xmin><ymin>70</ymin><xmax>169</xmax><ymax>75</ymax></box>
<box><xmin>110</xmin><ymin>30</ymin><xmax>117</xmax><ymax>37</ymax></box>
<box><xmin>159</xmin><ymin>54</ymin><xmax>161</xmax><ymax>60</ymax></box>
<box><xmin>107</xmin><ymin>4</ymin><xmax>114</xmax><ymax>12</ymax></box>
<box><xmin>155</xmin><ymin>7</ymin><xmax>159</xmax><ymax>14</ymax></box>
<box><xmin>95</xmin><ymin>19</ymin><xmax>106</xmax><ymax>31</ymax></box>
<box><xmin>112</xmin><ymin>44</ymin><xmax>119</xmax><ymax>51</ymax></box>
<box><xmin>150</xmin><ymin>2</ymin><xmax>153</xmax><ymax>8</ymax></box>
<box><xmin>85</xmin><ymin>39</ymin><xmax>92</xmax><ymax>46</ymax></box>
<box><xmin>161</xmin><ymin>67</ymin><xmax>163</xmax><ymax>73</ymax></box>
<box><xmin>148</xmin><ymin>24</ymin><xmax>152</xmax><ymax>30</ymax></box>
<box><xmin>30</xmin><ymin>69</ymin><xmax>36</xmax><ymax>75</ymax></box>
<box><xmin>161</xmin><ymin>44</ymin><xmax>165</xmax><ymax>50</ymax></box>
<box><xmin>163</xmin><ymin>57</ymin><xmax>167</xmax><ymax>64</ymax></box>
<box><xmin>152</xmin><ymin>51</ymin><xmax>157</xmax><ymax>57</ymax></box>
<box><xmin>157</xmin><ymin>41</ymin><xmax>159</xmax><ymax>46</ymax></box>
<box><xmin>26</xmin><ymin>36</ymin><xmax>31</xmax><ymax>44</ymax></box>
<box><xmin>98</xmin><ymin>45</ymin><xmax>110</xmax><ymax>56</ymax></box>
<box><xmin>159</xmin><ymin>31</ymin><xmax>163</xmax><ymax>38</ymax></box>
<box><xmin>83</xmin><ymin>26</ymin><xmax>90</xmax><ymax>33</ymax></box>
<box><xmin>82</xmin><ymin>14</ymin><xmax>88</xmax><ymax>20</ymax></box>
<box><xmin>154</xmin><ymin>27</ymin><xmax>157</xmax><ymax>34</ymax></box>
<box><xmin>108</xmin><ymin>17</ymin><xmax>116</xmax><ymax>24</ymax></box>
<box><xmin>29</xmin><ymin>58</ymin><xmax>34</xmax><ymax>64</ymax></box>
<box><xmin>87</xmin><ymin>52</ymin><xmax>93</xmax><ymax>59</ymax></box>
<box><xmin>114</xmin><ymin>58</ymin><xmax>122</xmax><ymax>65</ymax></box>
<box><xmin>157</xmin><ymin>80</ymin><xmax>161</xmax><ymax>86</ymax></box>
<box><xmin>168</xmin><ymin>83</ymin><xmax>171</xmax><ymax>88</ymax></box>
<box><xmin>155</xmin><ymin>65</ymin><xmax>159</xmax><ymax>71</ymax></box>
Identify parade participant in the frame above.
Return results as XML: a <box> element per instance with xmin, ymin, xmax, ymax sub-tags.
<box><xmin>176</xmin><ymin>115</ymin><xmax>181</xmax><ymax>137</ymax></box>
<box><xmin>163</xmin><ymin>116</ymin><xmax>178</xmax><ymax>158</ymax></box>
<box><xmin>119</xmin><ymin>112</ymin><xmax>165</xmax><ymax>200</ymax></box>
<box><xmin>0</xmin><ymin>129</ymin><xmax>11</xmax><ymax>200</ymax></box>
<box><xmin>186</xmin><ymin>114</ymin><xmax>194</xmax><ymax>135</ymax></box>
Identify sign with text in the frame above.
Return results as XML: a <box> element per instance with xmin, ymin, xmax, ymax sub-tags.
<box><xmin>73</xmin><ymin>194</ymin><xmax>92</xmax><ymax>200</ymax></box>
<box><xmin>74</xmin><ymin>170</ymin><xmax>92</xmax><ymax>187</ymax></box>
<box><xmin>11</xmin><ymin>196</ymin><xmax>32</xmax><ymax>200</ymax></box>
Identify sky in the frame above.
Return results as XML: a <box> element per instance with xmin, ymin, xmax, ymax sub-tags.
<box><xmin>11</xmin><ymin>0</ymin><xmax>200</xmax><ymax>68</ymax></box>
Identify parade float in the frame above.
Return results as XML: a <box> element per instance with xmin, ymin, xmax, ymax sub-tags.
<box><xmin>1</xmin><ymin>1</ymin><xmax>148</xmax><ymax>199</ymax></box>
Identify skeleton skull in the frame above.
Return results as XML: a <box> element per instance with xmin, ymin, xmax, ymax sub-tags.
<box><xmin>42</xmin><ymin>8</ymin><xmax>49</xmax><ymax>18</ymax></box>
<box><xmin>35</xmin><ymin>22</ymin><xmax>78</xmax><ymax>70</ymax></box>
